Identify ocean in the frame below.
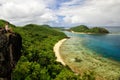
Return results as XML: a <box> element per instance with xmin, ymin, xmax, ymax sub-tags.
<box><xmin>60</xmin><ymin>27</ymin><xmax>120</xmax><ymax>79</ymax></box>
<box><xmin>63</xmin><ymin>27</ymin><xmax>120</xmax><ymax>62</ymax></box>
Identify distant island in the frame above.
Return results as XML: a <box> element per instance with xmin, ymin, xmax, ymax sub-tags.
<box><xmin>69</xmin><ymin>25</ymin><xmax>109</xmax><ymax>34</ymax></box>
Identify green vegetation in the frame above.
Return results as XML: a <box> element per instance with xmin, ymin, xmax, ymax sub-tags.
<box><xmin>0</xmin><ymin>20</ymin><xmax>95</xmax><ymax>80</ymax></box>
<box><xmin>12</xmin><ymin>24</ymin><xmax>69</xmax><ymax>80</ymax></box>
<box><xmin>53</xmin><ymin>27</ymin><xmax>65</xmax><ymax>31</ymax></box>
<box><xmin>70</xmin><ymin>25</ymin><xmax>89</xmax><ymax>32</ymax></box>
<box><xmin>70</xmin><ymin>25</ymin><xmax>109</xmax><ymax>33</ymax></box>
<box><xmin>0</xmin><ymin>19</ymin><xmax>15</xmax><ymax>28</ymax></box>
<box><xmin>89</xmin><ymin>27</ymin><xmax>109</xmax><ymax>33</ymax></box>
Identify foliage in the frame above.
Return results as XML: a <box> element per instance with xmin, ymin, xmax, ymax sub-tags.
<box><xmin>52</xmin><ymin>27</ymin><xmax>65</xmax><ymax>31</ymax></box>
<box><xmin>70</xmin><ymin>25</ymin><xmax>109</xmax><ymax>33</ymax></box>
<box><xmin>0</xmin><ymin>19</ymin><xmax>96</xmax><ymax>80</ymax></box>
<box><xmin>70</xmin><ymin>25</ymin><xmax>89</xmax><ymax>32</ymax></box>
<box><xmin>0</xmin><ymin>19</ymin><xmax>15</xmax><ymax>28</ymax></box>
<box><xmin>89</xmin><ymin>27</ymin><xmax>109</xmax><ymax>33</ymax></box>
<box><xmin>11</xmin><ymin>24</ymin><xmax>84</xmax><ymax>80</ymax></box>
<box><xmin>55</xmin><ymin>68</ymin><xmax>81</xmax><ymax>80</ymax></box>
<box><xmin>0</xmin><ymin>20</ymin><xmax>96</xmax><ymax>80</ymax></box>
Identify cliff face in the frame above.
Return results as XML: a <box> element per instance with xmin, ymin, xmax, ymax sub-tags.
<box><xmin>0</xmin><ymin>28</ymin><xmax>22</xmax><ymax>78</ymax></box>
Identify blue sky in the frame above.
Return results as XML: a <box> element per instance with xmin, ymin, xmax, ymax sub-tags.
<box><xmin>48</xmin><ymin>0</ymin><xmax>70</xmax><ymax>10</ymax></box>
<box><xmin>0</xmin><ymin>0</ymin><xmax>120</xmax><ymax>27</ymax></box>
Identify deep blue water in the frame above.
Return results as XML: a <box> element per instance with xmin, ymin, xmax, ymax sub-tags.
<box><xmin>64</xmin><ymin>27</ymin><xmax>120</xmax><ymax>62</ymax></box>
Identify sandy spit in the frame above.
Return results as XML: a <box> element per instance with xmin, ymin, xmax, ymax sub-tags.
<box><xmin>53</xmin><ymin>38</ymin><xmax>68</xmax><ymax>66</ymax></box>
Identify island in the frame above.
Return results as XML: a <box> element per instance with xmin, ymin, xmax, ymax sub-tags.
<box><xmin>69</xmin><ymin>25</ymin><xmax>109</xmax><ymax>34</ymax></box>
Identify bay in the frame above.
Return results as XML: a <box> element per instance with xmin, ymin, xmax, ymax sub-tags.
<box><xmin>64</xmin><ymin>27</ymin><xmax>120</xmax><ymax>62</ymax></box>
<box><xmin>60</xmin><ymin>27</ymin><xmax>120</xmax><ymax>80</ymax></box>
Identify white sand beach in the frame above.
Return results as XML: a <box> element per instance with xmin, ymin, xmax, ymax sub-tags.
<box><xmin>53</xmin><ymin>38</ymin><xmax>68</xmax><ymax>66</ymax></box>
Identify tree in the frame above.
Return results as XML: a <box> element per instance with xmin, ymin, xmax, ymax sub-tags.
<box><xmin>70</xmin><ymin>25</ymin><xmax>89</xmax><ymax>32</ymax></box>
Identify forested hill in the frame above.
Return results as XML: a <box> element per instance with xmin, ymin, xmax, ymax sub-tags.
<box><xmin>0</xmin><ymin>19</ymin><xmax>15</xmax><ymax>28</ymax></box>
<box><xmin>0</xmin><ymin>20</ymin><xmax>95</xmax><ymax>80</ymax></box>
<box><xmin>70</xmin><ymin>25</ymin><xmax>109</xmax><ymax>33</ymax></box>
<box><xmin>12</xmin><ymin>24</ymin><xmax>71</xmax><ymax>80</ymax></box>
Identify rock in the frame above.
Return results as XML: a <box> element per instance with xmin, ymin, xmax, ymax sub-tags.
<box><xmin>0</xmin><ymin>28</ymin><xmax>22</xmax><ymax>79</ymax></box>
<box><xmin>75</xmin><ymin>57</ymin><xmax>82</xmax><ymax>62</ymax></box>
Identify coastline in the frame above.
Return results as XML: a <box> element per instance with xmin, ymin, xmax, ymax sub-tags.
<box><xmin>53</xmin><ymin>38</ymin><xmax>68</xmax><ymax>66</ymax></box>
<box><xmin>71</xmin><ymin>30</ymin><xmax>95</xmax><ymax>34</ymax></box>
<box><xmin>60</xmin><ymin>37</ymin><xmax>120</xmax><ymax>80</ymax></box>
<box><xmin>71</xmin><ymin>30</ymin><xmax>109</xmax><ymax>34</ymax></box>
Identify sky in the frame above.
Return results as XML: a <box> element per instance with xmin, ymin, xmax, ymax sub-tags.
<box><xmin>0</xmin><ymin>0</ymin><xmax>120</xmax><ymax>27</ymax></box>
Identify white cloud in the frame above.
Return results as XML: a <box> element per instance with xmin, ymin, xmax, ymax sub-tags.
<box><xmin>58</xmin><ymin>0</ymin><xmax>120</xmax><ymax>26</ymax></box>
<box><xmin>0</xmin><ymin>0</ymin><xmax>57</xmax><ymax>26</ymax></box>
<box><xmin>0</xmin><ymin>0</ymin><xmax>120</xmax><ymax>27</ymax></box>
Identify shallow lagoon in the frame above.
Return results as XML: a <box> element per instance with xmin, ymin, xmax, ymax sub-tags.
<box><xmin>60</xmin><ymin>29</ymin><xmax>120</xmax><ymax>80</ymax></box>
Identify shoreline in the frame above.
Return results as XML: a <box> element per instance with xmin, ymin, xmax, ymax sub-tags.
<box><xmin>53</xmin><ymin>38</ymin><xmax>68</xmax><ymax>66</ymax></box>
<box><xmin>60</xmin><ymin>37</ymin><xmax>120</xmax><ymax>80</ymax></box>
<box><xmin>71</xmin><ymin>30</ymin><xmax>93</xmax><ymax>34</ymax></box>
<box><xmin>71</xmin><ymin>30</ymin><xmax>109</xmax><ymax>34</ymax></box>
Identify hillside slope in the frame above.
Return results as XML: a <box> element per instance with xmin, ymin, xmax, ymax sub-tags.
<box><xmin>13</xmin><ymin>24</ymin><xmax>85</xmax><ymax>80</ymax></box>
<box><xmin>0</xmin><ymin>19</ymin><xmax>15</xmax><ymax>28</ymax></box>
<box><xmin>0</xmin><ymin>20</ymin><xmax>95</xmax><ymax>80</ymax></box>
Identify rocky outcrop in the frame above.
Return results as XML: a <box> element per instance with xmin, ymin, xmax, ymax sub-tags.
<box><xmin>0</xmin><ymin>28</ymin><xmax>22</xmax><ymax>80</ymax></box>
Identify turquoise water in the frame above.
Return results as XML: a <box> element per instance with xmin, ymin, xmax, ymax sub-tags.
<box><xmin>64</xmin><ymin>27</ymin><xmax>120</xmax><ymax>62</ymax></box>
